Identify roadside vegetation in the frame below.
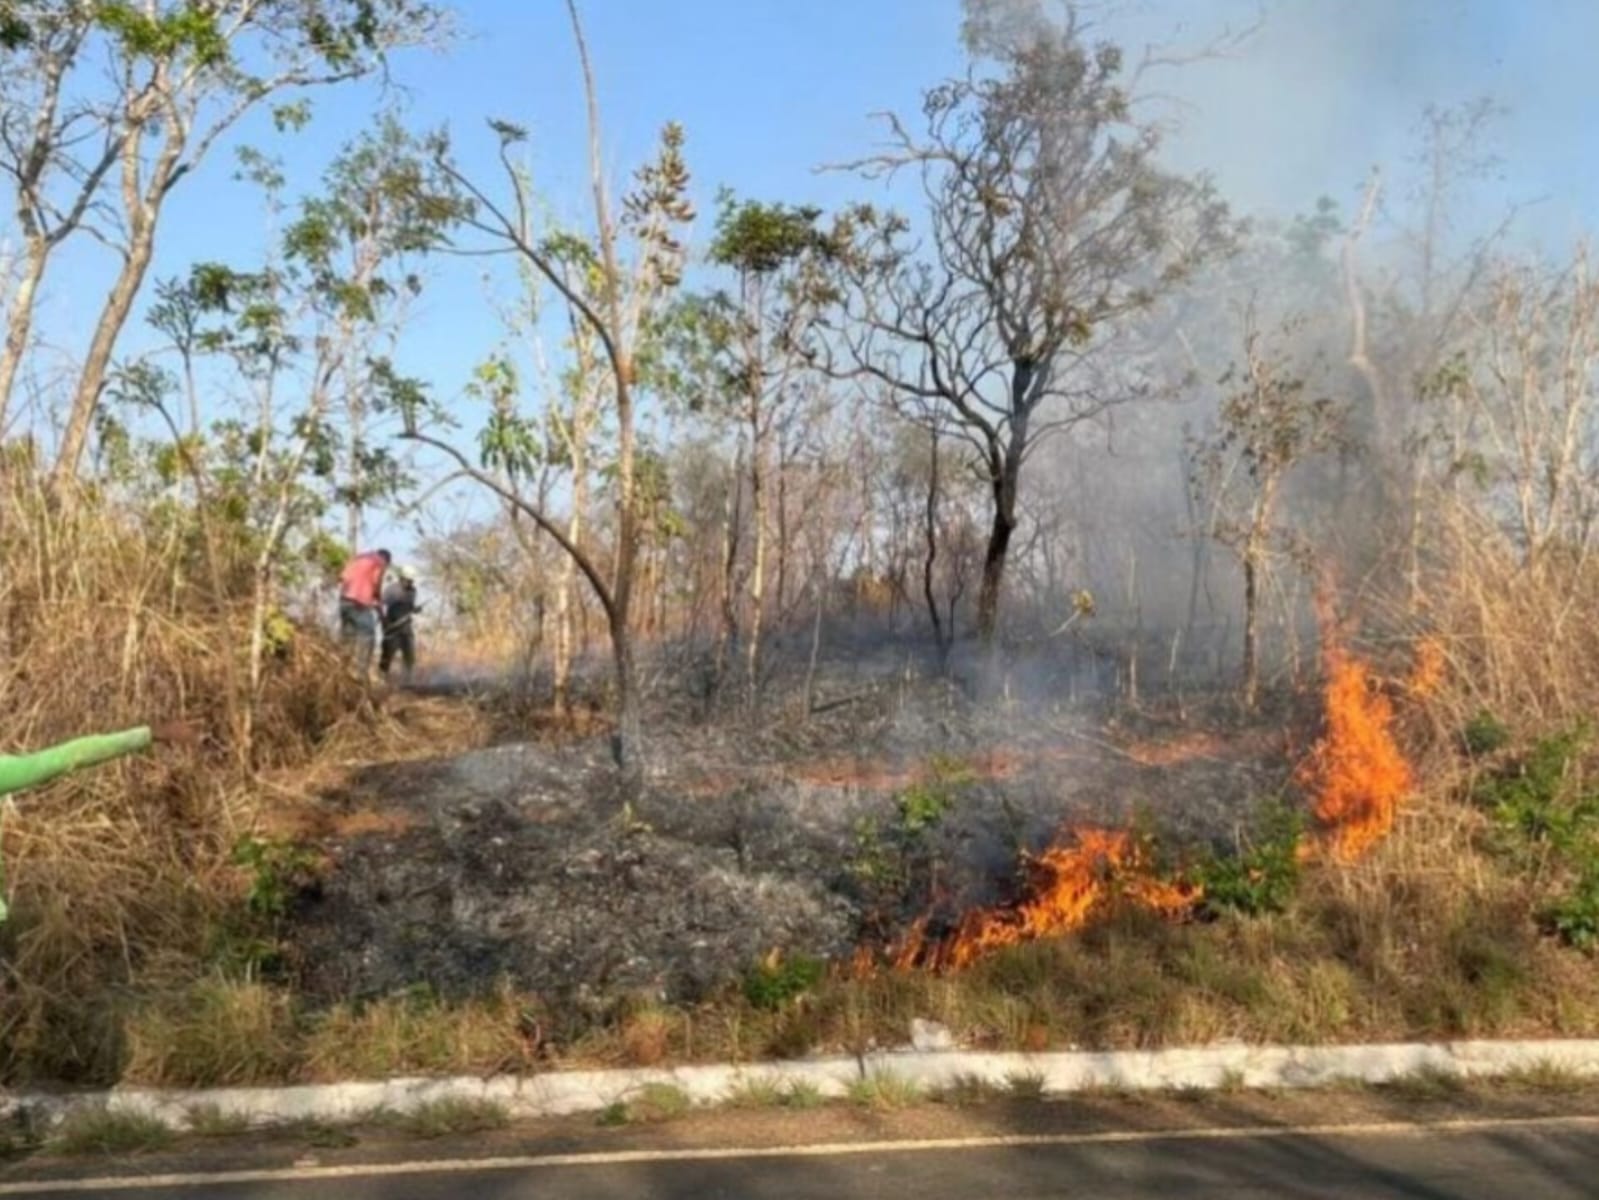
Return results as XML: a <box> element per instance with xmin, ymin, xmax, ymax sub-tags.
<box><xmin>4</xmin><ymin>0</ymin><xmax>1599</xmax><ymax>1095</ymax></box>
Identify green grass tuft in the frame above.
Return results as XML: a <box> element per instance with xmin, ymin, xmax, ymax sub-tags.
<box><xmin>52</xmin><ymin>1108</ymin><xmax>174</xmax><ymax>1157</ymax></box>
<box><xmin>1005</xmin><ymin>1071</ymin><xmax>1047</xmax><ymax>1100</ymax></box>
<box><xmin>184</xmin><ymin>1104</ymin><xmax>251</xmax><ymax>1137</ymax></box>
<box><xmin>387</xmin><ymin>1098</ymin><xmax>510</xmax><ymax>1139</ymax></box>
<box><xmin>847</xmin><ymin>1071</ymin><xmax>922</xmax><ymax>1110</ymax></box>
<box><xmin>931</xmin><ymin>1072</ymin><xmax>998</xmax><ymax>1106</ymax></box>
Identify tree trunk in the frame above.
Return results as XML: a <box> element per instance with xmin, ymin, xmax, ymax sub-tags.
<box><xmin>1241</xmin><ymin>547</ymin><xmax>1261</xmax><ymax>711</ymax></box>
<box><xmin>552</xmin><ymin>472</ymin><xmax>585</xmax><ymax>718</ymax></box>
<box><xmin>609</xmin><ymin>611</ymin><xmax>642</xmax><ymax>781</ymax></box>
<box><xmin>804</xmin><ymin>571</ymin><xmax>824</xmax><ymax>715</ymax></box>
<box><xmin>976</xmin><ymin>505</ymin><xmax>1014</xmax><ymax>644</ymax></box>
<box><xmin>1126</xmin><ymin>547</ymin><xmax>1141</xmax><ymax>707</ymax></box>
<box><xmin>0</xmin><ymin>240</ymin><xmax>46</xmax><ymax>432</ymax></box>
<box><xmin>975</xmin><ymin>360</ymin><xmax>1034</xmax><ymax>644</ymax></box>
<box><xmin>609</xmin><ymin>357</ymin><xmax>643</xmax><ymax>786</ymax></box>
<box><xmin>923</xmin><ymin>420</ymin><xmax>947</xmax><ymax>658</ymax></box>
<box><xmin>746</xmin><ymin>412</ymin><xmax>767</xmax><ymax>704</ymax></box>
<box><xmin>716</xmin><ymin>441</ymin><xmax>743</xmax><ymax>690</ymax></box>
<box><xmin>52</xmin><ymin>222</ymin><xmax>158</xmax><ymax>486</ymax></box>
<box><xmin>345</xmin><ymin>389</ymin><xmax>364</xmax><ymax>553</ymax></box>
<box><xmin>775</xmin><ymin>434</ymin><xmax>790</xmax><ymax>618</ymax></box>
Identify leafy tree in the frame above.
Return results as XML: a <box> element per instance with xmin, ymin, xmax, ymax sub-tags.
<box><xmin>286</xmin><ymin>116</ymin><xmax>462</xmax><ymax>550</ymax></box>
<box><xmin>666</xmin><ymin>193</ymin><xmax>833</xmax><ymax>700</ymax></box>
<box><xmin>112</xmin><ymin>128</ymin><xmax>452</xmax><ymax>761</ymax></box>
<box><xmin>0</xmin><ymin>0</ymin><xmax>448</xmax><ymax>484</ymax></box>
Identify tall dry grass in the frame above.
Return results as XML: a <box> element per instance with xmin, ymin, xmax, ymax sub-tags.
<box><xmin>1409</xmin><ymin>509</ymin><xmax>1599</xmax><ymax>739</ymax></box>
<box><xmin>0</xmin><ymin>464</ymin><xmax>367</xmax><ymax>1083</ymax></box>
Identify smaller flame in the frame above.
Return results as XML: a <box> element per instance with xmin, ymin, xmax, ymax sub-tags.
<box><xmin>1406</xmin><ymin>636</ymin><xmax>1446</xmax><ymax>699</ymax></box>
<box><xmin>891</xmin><ymin>828</ymin><xmax>1201</xmax><ymax>972</ymax></box>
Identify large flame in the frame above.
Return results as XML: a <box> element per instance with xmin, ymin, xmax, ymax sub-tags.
<box><xmin>872</xmin><ymin>593</ymin><xmax>1424</xmax><ymax>974</ymax></box>
<box><xmin>1296</xmin><ymin>594</ymin><xmax>1415</xmax><ymax>863</ymax></box>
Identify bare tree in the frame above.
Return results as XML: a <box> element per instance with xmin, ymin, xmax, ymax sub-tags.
<box><xmin>409</xmin><ymin>0</ymin><xmax>693</xmax><ymax>783</ymax></box>
<box><xmin>1189</xmin><ymin>313</ymin><xmax>1342</xmax><ymax>709</ymax></box>
<box><xmin>1453</xmin><ymin>248</ymin><xmax>1599</xmax><ymax>568</ymax></box>
<box><xmin>826</xmin><ymin>15</ymin><xmax>1233</xmax><ymax>643</ymax></box>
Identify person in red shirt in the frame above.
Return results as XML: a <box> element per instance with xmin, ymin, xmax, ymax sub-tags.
<box><xmin>338</xmin><ymin>548</ymin><xmax>391</xmax><ymax>675</ymax></box>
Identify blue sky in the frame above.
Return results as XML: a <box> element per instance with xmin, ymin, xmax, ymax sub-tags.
<box><xmin>17</xmin><ymin>0</ymin><xmax>1599</xmax><ymax>555</ymax></box>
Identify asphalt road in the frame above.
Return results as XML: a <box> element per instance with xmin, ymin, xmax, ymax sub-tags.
<box><xmin>4</xmin><ymin>1117</ymin><xmax>1597</xmax><ymax>1199</ymax></box>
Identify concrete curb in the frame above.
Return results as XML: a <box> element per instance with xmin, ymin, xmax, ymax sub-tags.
<box><xmin>8</xmin><ymin>1039</ymin><xmax>1599</xmax><ymax>1131</ymax></box>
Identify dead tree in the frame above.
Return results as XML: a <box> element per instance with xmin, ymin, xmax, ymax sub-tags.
<box><xmin>1189</xmin><ymin>313</ymin><xmax>1342</xmax><ymax>710</ymax></box>
<box><xmin>826</xmin><ymin>15</ymin><xmax>1233</xmax><ymax>644</ymax></box>
<box><xmin>411</xmin><ymin>0</ymin><xmax>692</xmax><ymax>785</ymax></box>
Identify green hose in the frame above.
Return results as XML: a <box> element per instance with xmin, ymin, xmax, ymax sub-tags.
<box><xmin>0</xmin><ymin>726</ymin><xmax>154</xmax><ymax>924</ymax></box>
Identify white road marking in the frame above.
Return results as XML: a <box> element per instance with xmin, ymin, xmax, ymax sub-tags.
<box><xmin>2</xmin><ymin>1113</ymin><xmax>1596</xmax><ymax>1195</ymax></box>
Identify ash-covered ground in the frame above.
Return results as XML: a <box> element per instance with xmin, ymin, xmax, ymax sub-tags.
<box><xmin>289</xmin><ymin>639</ymin><xmax>1295</xmax><ymax>1007</ymax></box>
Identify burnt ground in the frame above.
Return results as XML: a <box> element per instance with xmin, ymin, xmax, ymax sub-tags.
<box><xmin>287</xmin><ymin>649</ymin><xmax>1298</xmax><ymax>1008</ymax></box>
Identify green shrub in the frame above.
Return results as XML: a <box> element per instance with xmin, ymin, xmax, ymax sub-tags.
<box><xmin>231</xmin><ymin>836</ymin><xmax>318</xmax><ymax>919</ymax></box>
<box><xmin>1542</xmin><ymin>868</ymin><xmax>1599</xmax><ymax>952</ymax></box>
<box><xmin>1463</xmin><ymin>711</ymin><xmax>1510</xmax><ymax>756</ymax></box>
<box><xmin>779</xmin><ymin>1079</ymin><xmax>824</xmax><ymax>1109</ymax></box>
<box><xmin>742</xmin><ymin>952</ymin><xmax>826</xmax><ymax>1012</ymax></box>
<box><xmin>849</xmin><ymin>755</ymin><xmax>972</xmax><ymax>922</ymax></box>
<box><xmin>1192</xmin><ymin>805</ymin><xmax>1304</xmax><ymax>917</ymax></box>
<box><xmin>628</xmin><ymin>1083</ymin><xmax>691</xmax><ymax>1123</ymax></box>
<box><xmin>1476</xmin><ymin>728</ymin><xmax>1599</xmax><ymax>854</ymax></box>
<box><xmin>847</xmin><ymin>1071</ymin><xmax>921</xmax><ymax>1109</ymax></box>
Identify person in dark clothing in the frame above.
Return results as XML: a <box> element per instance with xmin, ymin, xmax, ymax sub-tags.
<box><xmin>379</xmin><ymin>565</ymin><xmax>420</xmax><ymax>683</ymax></box>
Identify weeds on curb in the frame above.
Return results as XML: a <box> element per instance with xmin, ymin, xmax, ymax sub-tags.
<box><xmin>780</xmin><ymin>1079</ymin><xmax>825</xmax><ymax>1109</ymax></box>
<box><xmin>931</xmin><ymin>1072</ymin><xmax>998</xmax><ymax>1106</ymax></box>
<box><xmin>185</xmin><ymin>1104</ymin><xmax>251</xmax><ymax>1137</ymax></box>
<box><xmin>386</xmin><ymin>1098</ymin><xmax>510</xmax><ymax>1139</ymax></box>
<box><xmin>285</xmin><ymin>1119</ymin><xmax>360</xmax><ymax>1149</ymax></box>
<box><xmin>1005</xmin><ymin>1071</ymin><xmax>1047</xmax><ymax>1100</ymax></box>
<box><xmin>848</xmin><ymin>1071</ymin><xmax>921</xmax><ymax>1110</ymax></box>
<box><xmin>51</xmin><ymin>1109</ymin><xmax>174</xmax><ymax>1157</ymax></box>
<box><xmin>1375</xmin><ymin>1066</ymin><xmax>1467</xmax><ymax>1102</ymax></box>
<box><xmin>1498</xmin><ymin>1060</ymin><xmax>1591</xmax><ymax>1094</ymax></box>
<box><xmin>724</xmin><ymin>1076</ymin><xmax>785</xmax><ymax>1108</ymax></box>
<box><xmin>599</xmin><ymin>1082</ymin><xmax>693</xmax><ymax>1126</ymax></box>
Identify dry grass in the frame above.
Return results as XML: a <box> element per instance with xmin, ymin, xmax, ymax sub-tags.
<box><xmin>122</xmin><ymin>978</ymin><xmax>301</xmax><ymax>1087</ymax></box>
<box><xmin>8</xmin><ymin>467</ymin><xmax>1599</xmax><ymax>1090</ymax></box>
<box><xmin>378</xmin><ymin>1097</ymin><xmax>510</xmax><ymax>1139</ymax></box>
<box><xmin>300</xmin><ymin>985</ymin><xmax>538</xmax><ymax>1081</ymax></box>
<box><xmin>930</xmin><ymin>1072</ymin><xmax>1000</xmax><ymax>1106</ymax></box>
<box><xmin>184</xmin><ymin>1104</ymin><xmax>252</xmax><ymax>1137</ymax></box>
<box><xmin>617</xmin><ymin>1082</ymin><xmax>693</xmax><ymax>1124</ymax></box>
<box><xmin>0</xmin><ymin>467</ymin><xmax>503</xmax><ymax>1087</ymax></box>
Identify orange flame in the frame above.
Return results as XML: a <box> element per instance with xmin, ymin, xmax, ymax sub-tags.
<box><xmin>1406</xmin><ymin>636</ymin><xmax>1446</xmax><ymax>699</ymax></box>
<box><xmin>891</xmin><ymin>828</ymin><xmax>1201</xmax><ymax>972</ymax></box>
<box><xmin>1296</xmin><ymin>595</ymin><xmax>1415</xmax><ymax>863</ymax></box>
<box><xmin>871</xmin><ymin>591</ymin><xmax>1426</xmax><ymax>973</ymax></box>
